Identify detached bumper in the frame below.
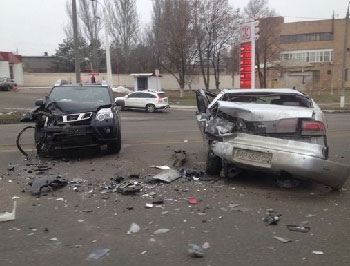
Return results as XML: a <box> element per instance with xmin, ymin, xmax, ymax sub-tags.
<box><xmin>212</xmin><ymin>133</ymin><xmax>350</xmax><ymax>190</ymax></box>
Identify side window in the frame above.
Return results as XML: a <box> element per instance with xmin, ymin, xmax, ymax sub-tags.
<box><xmin>129</xmin><ymin>93</ymin><xmax>140</xmax><ymax>98</ymax></box>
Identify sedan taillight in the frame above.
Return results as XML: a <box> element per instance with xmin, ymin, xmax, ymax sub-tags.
<box><xmin>301</xmin><ymin>120</ymin><xmax>326</xmax><ymax>135</ymax></box>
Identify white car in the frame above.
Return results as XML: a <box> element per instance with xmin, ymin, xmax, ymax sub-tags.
<box><xmin>115</xmin><ymin>90</ymin><xmax>170</xmax><ymax>113</ymax></box>
<box><xmin>196</xmin><ymin>88</ymin><xmax>350</xmax><ymax>190</ymax></box>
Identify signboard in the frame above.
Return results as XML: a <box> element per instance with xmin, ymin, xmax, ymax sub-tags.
<box><xmin>239</xmin><ymin>22</ymin><xmax>256</xmax><ymax>89</ymax></box>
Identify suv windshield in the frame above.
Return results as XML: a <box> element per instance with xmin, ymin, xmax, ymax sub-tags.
<box><xmin>49</xmin><ymin>86</ymin><xmax>111</xmax><ymax>104</ymax></box>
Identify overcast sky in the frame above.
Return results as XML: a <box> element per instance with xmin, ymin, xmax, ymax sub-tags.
<box><xmin>0</xmin><ymin>0</ymin><xmax>348</xmax><ymax>56</ymax></box>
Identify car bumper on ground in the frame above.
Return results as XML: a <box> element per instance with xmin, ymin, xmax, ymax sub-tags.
<box><xmin>211</xmin><ymin>133</ymin><xmax>350</xmax><ymax>190</ymax></box>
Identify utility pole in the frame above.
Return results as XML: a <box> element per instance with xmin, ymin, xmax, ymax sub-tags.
<box><xmin>341</xmin><ymin>1</ymin><xmax>349</xmax><ymax>108</ymax></box>
<box><xmin>72</xmin><ymin>0</ymin><xmax>81</xmax><ymax>83</ymax></box>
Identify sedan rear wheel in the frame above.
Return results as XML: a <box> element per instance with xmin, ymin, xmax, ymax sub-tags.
<box><xmin>206</xmin><ymin>150</ymin><xmax>222</xmax><ymax>175</ymax></box>
<box><xmin>146</xmin><ymin>104</ymin><xmax>156</xmax><ymax>113</ymax></box>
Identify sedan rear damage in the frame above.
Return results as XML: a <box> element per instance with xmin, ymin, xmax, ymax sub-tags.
<box><xmin>196</xmin><ymin>89</ymin><xmax>349</xmax><ymax>190</ymax></box>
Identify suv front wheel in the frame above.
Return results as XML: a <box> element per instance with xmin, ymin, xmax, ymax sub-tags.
<box><xmin>146</xmin><ymin>104</ymin><xmax>156</xmax><ymax>113</ymax></box>
<box><xmin>107</xmin><ymin>127</ymin><xmax>121</xmax><ymax>154</ymax></box>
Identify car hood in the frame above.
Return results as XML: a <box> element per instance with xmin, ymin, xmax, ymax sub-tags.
<box><xmin>213</xmin><ymin>101</ymin><xmax>316</xmax><ymax>121</ymax></box>
<box><xmin>46</xmin><ymin>101</ymin><xmax>111</xmax><ymax>114</ymax></box>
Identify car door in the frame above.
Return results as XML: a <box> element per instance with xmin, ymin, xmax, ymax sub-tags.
<box><xmin>195</xmin><ymin>89</ymin><xmax>217</xmax><ymax>138</ymax></box>
<box><xmin>125</xmin><ymin>92</ymin><xmax>140</xmax><ymax>107</ymax></box>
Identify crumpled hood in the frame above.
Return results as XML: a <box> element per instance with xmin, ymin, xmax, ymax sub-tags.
<box><xmin>46</xmin><ymin>101</ymin><xmax>110</xmax><ymax>114</ymax></box>
<box><xmin>213</xmin><ymin>101</ymin><xmax>315</xmax><ymax>121</ymax></box>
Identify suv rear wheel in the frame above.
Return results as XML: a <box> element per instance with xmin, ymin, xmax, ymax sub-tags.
<box><xmin>146</xmin><ymin>104</ymin><xmax>156</xmax><ymax>113</ymax></box>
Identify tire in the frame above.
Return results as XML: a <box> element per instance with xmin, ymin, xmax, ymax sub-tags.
<box><xmin>206</xmin><ymin>150</ymin><xmax>222</xmax><ymax>175</ymax></box>
<box><xmin>146</xmin><ymin>104</ymin><xmax>156</xmax><ymax>113</ymax></box>
<box><xmin>107</xmin><ymin>126</ymin><xmax>121</xmax><ymax>154</ymax></box>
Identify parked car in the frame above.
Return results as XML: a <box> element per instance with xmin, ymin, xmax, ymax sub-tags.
<box><xmin>115</xmin><ymin>90</ymin><xmax>170</xmax><ymax>113</ymax></box>
<box><xmin>195</xmin><ymin>88</ymin><xmax>350</xmax><ymax>190</ymax></box>
<box><xmin>21</xmin><ymin>80</ymin><xmax>124</xmax><ymax>156</ymax></box>
<box><xmin>0</xmin><ymin>77</ymin><xmax>17</xmax><ymax>91</ymax></box>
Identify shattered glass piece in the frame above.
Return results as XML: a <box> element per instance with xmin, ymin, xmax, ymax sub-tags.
<box><xmin>116</xmin><ymin>181</ymin><xmax>142</xmax><ymax>195</ymax></box>
<box><xmin>188</xmin><ymin>244</ymin><xmax>204</xmax><ymax>257</ymax></box>
<box><xmin>273</xmin><ymin>236</ymin><xmax>292</xmax><ymax>243</ymax></box>
<box><xmin>86</xmin><ymin>248</ymin><xmax>111</xmax><ymax>261</ymax></box>
<box><xmin>153</xmin><ymin>229</ymin><xmax>170</xmax><ymax>235</ymax></box>
<box><xmin>152</xmin><ymin>169</ymin><xmax>180</xmax><ymax>183</ymax></box>
<box><xmin>287</xmin><ymin>225</ymin><xmax>311</xmax><ymax>233</ymax></box>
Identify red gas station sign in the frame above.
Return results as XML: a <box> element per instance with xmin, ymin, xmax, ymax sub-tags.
<box><xmin>240</xmin><ymin>42</ymin><xmax>252</xmax><ymax>88</ymax></box>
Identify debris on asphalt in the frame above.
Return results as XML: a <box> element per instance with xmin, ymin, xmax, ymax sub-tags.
<box><xmin>312</xmin><ymin>251</ymin><xmax>324</xmax><ymax>255</ymax></box>
<box><xmin>116</xmin><ymin>181</ymin><xmax>142</xmax><ymax>195</ymax></box>
<box><xmin>263</xmin><ymin>209</ymin><xmax>281</xmax><ymax>225</ymax></box>
<box><xmin>273</xmin><ymin>236</ymin><xmax>293</xmax><ymax>243</ymax></box>
<box><xmin>0</xmin><ymin>201</ymin><xmax>17</xmax><ymax>222</ymax></box>
<box><xmin>30</xmin><ymin>176</ymin><xmax>68</xmax><ymax>196</ymax></box>
<box><xmin>276</xmin><ymin>177</ymin><xmax>301</xmax><ymax>188</ymax></box>
<box><xmin>179</xmin><ymin>169</ymin><xmax>205</xmax><ymax>180</ymax></box>
<box><xmin>153</xmin><ymin>228</ymin><xmax>170</xmax><ymax>235</ymax></box>
<box><xmin>128</xmin><ymin>222</ymin><xmax>140</xmax><ymax>234</ymax></box>
<box><xmin>7</xmin><ymin>163</ymin><xmax>18</xmax><ymax>171</ymax></box>
<box><xmin>86</xmin><ymin>248</ymin><xmax>111</xmax><ymax>261</ymax></box>
<box><xmin>187</xmin><ymin>197</ymin><xmax>198</xmax><ymax>205</ymax></box>
<box><xmin>173</xmin><ymin>150</ymin><xmax>187</xmax><ymax>168</ymax></box>
<box><xmin>286</xmin><ymin>225</ymin><xmax>311</xmax><ymax>233</ymax></box>
<box><xmin>152</xmin><ymin>169</ymin><xmax>180</xmax><ymax>183</ymax></box>
<box><xmin>202</xmin><ymin>242</ymin><xmax>210</xmax><ymax>249</ymax></box>
<box><xmin>145</xmin><ymin>203</ymin><xmax>154</xmax><ymax>209</ymax></box>
<box><xmin>149</xmin><ymin>165</ymin><xmax>170</xmax><ymax>170</ymax></box>
<box><xmin>188</xmin><ymin>244</ymin><xmax>204</xmax><ymax>258</ymax></box>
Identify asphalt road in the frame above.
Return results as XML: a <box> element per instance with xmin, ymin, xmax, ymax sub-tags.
<box><xmin>0</xmin><ymin>89</ymin><xmax>350</xmax><ymax>266</ymax></box>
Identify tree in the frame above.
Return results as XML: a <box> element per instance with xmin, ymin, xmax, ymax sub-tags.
<box><xmin>54</xmin><ymin>38</ymin><xmax>89</xmax><ymax>73</ymax></box>
<box><xmin>105</xmin><ymin>0</ymin><xmax>139</xmax><ymax>73</ymax></box>
<box><xmin>244</xmin><ymin>0</ymin><xmax>278</xmax><ymax>88</ymax></box>
<box><xmin>148</xmin><ymin>0</ymin><xmax>195</xmax><ymax>97</ymax></box>
<box><xmin>78</xmin><ymin>0</ymin><xmax>104</xmax><ymax>72</ymax></box>
<box><xmin>192</xmin><ymin>0</ymin><xmax>238</xmax><ymax>90</ymax></box>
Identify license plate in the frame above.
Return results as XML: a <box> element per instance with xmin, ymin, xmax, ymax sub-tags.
<box><xmin>234</xmin><ymin>149</ymin><xmax>272</xmax><ymax>166</ymax></box>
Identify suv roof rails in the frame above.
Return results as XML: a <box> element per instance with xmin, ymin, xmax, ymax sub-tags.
<box><xmin>54</xmin><ymin>79</ymin><xmax>70</xmax><ymax>86</ymax></box>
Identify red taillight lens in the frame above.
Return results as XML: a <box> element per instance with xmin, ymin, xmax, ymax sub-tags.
<box><xmin>157</xmin><ymin>94</ymin><xmax>162</xmax><ymax>103</ymax></box>
<box><xmin>301</xmin><ymin>120</ymin><xmax>326</xmax><ymax>135</ymax></box>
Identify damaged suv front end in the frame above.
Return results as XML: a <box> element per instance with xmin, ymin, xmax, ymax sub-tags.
<box><xmin>196</xmin><ymin>88</ymin><xmax>349</xmax><ymax>190</ymax></box>
<box><xmin>22</xmin><ymin>83</ymin><xmax>123</xmax><ymax>156</ymax></box>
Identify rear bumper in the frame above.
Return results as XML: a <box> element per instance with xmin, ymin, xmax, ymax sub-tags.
<box><xmin>156</xmin><ymin>104</ymin><xmax>170</xmax><ymax>110</ymax></box>
<box><xmin>211</xmin><ymin>133</ymin><xmax>350</xmax><ymax>190</ymax></box>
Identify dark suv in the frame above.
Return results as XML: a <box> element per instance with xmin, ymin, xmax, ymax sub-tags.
<box><xmin>22</xmin><ymin>81</ymin><xmax>123</xmax><ymax>156</ymax></box>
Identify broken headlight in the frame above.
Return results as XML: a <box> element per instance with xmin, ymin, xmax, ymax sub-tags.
<box><xmin>96</xmin><ymin>108</ymin><xmax>114</xmax><ymax>121</ymax></box>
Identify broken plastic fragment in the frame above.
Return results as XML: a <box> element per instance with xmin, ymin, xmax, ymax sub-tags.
<box><xmin>86</xmin><ymin>248</ymin><xmax>111</xmax><ymax>261</ymax></box>
<box><xmin>31</xmin><ymin>176</ymin><xmax>68</xmax><ymax>196</ymax></box>
<box><xmin>312</xmin><ymin>251</ymin><xmax>324</xmax><ymax>255</ymax></box>
<box><xmin>0</xmin><ymin>201</ymin><xmax>17</xmax><ymax>222</ymax></box>
<box><xmin>273</xmin><ymin>236</ymin><xmax>292</xmax><ymax>243</ymax></box>
<box><xmin>188</xmin><ymin>197</ymin><xmax>198</xmax><ymax>205</ymax></box>
<box><xmin>145</xmin><ymin>203</ymin><xmax>154</xmax><ymax>209</ymax></box>
<box><xmin>263</xmin><ymin>210</ymin><xmax>281</xmax><ymax>225</ymax></box>
<box><xmin>152</xmin><ymin>169</ymin><xmax>180</xmax><ymax>183</ymax></box>
<box><xmin>153</xmin><ymin>229</ymin><xmax>170</xmax><ymax>235</ymax></box>
<box><xmin>150</xmin><ymin>165</ymin><xmax>170</xmax><ymax>170</ymax></box>
<box><xmin>287</xmin><ymin>225</ymin><xmax>311</xmax><ymax>233</ymax></box>
<box><xmin>128</xmin><ymin>222</ymin><xmax>140</xmax><ymax>234</ymax></box>
<box><xmin>188</xmin><ymin>244</ymin><xmax>204</xmax><ymax>258</ymax></box>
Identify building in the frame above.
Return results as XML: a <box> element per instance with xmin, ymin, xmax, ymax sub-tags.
<box><xmin>265</xmin><ymin>17</ymin><xmax>349</xmax><ymax>91</ymax></box>
<box><xmin>0</xmin><ymin>52</ymin><xmax>24</xmax><ymax>85</ymax></box>
<box><xmin>22</xmin><ymin>55</ymin><xmax>57</xmax><ymax>73</ymax></box>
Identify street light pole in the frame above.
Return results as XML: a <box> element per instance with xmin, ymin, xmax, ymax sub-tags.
<box><xmin>341</xmin><ymin>1</ymin><xmax>350</xmax><ymax>108</ymax></box>
<box><xmin>72</xmin><ymin>0</ymin><xmax>81</xmax><ymax>83</ymax></box>
<box><xmin>91</xmin><ymin>0</ymin><xmax>113</xmax><ymax>88</ymax></box>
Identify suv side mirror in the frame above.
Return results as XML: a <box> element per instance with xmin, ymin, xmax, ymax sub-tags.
<box><xmin>35</xmin><ymin>99</ymin><xmax>44</xmax><ymax>107</ymax></box>
<box><xmin>115</xmin><ymin>99</ymin><xmax>125</xmax><ymax>107</ymax></box>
